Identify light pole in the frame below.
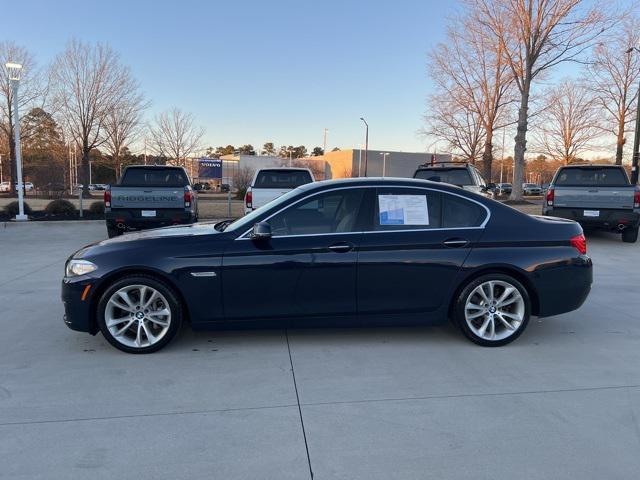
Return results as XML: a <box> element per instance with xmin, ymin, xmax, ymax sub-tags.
<box><xmin>6</xmin><ymin>62</ymin><xmax>27</xmax><ymax>221</ymax></box>
<box><xmin>360</xmin><ymin>117</ymin><xmax>369</xmax><ymax>176</ymax></box>
<box><xmin>0</xmin><ymin>154</ymin><xmax>3</xmax><ymax>183</ymax></box>
<box><xmin>287</xmin><ymin>147</ymin><xmax>294</xmax><ymax>167</ymax></box>
<box><xmin>626</xmin><ymin>47</ymin><xmax>640</xmax><ymax>184</ymax></box>
<box><xmin>380</xmin><ymin>152</ymin><xmax>389</xmax><ymax>177</ymax></box>
<box><xmin>500</xmin><ymin>127</ymin><xmax>506</xmax><ymax>184</ymax></box>
<box><xmin>323</xmin><ymin>128</ymin><xmax>328</xmax><ymax>154</ymax></box>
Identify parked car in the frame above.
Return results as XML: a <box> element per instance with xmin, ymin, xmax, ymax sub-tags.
<box><xmin>543</xmin><ymin>164</ymin><xmax>640</xmax><ymax>243</ymax></box>
<box><xmin>193</xmin><ymin>182</ymin><xmax>211</xmax><ymax>191</ymax></box>
<box><xmin>7</xmin><ymin>181</ymin><xmax>34</xmax><ymax>192</ymax></box>
<box><xmin>496</xmin><ymin>183</ymin><xmax>512</xmax><ymax>195</ymax></box>
<box><xmin>0</xmin><ymin>181</ymin><xmax>10</xmax><ymax>192</ymax></box>
<box><xmin>413</xmin><ymin>162</ymin><xmax>494</xmax><ymax>197</ymax></box>
<box><xmin>220</xmin><ymin>183</ymin><xmax>231</xmax><ymax>193</ymax></box>
<box><xmin>62</xmin><ymin>177</ymin><xmax>592</xmax><ymax>353</ymax></box>
<box><xmin>522</xmin><ymin>183</ymin><xmax>542</xmax><ymax>195</ymax></box>
<box><xmin>244</xmin><ymin>167</ymin><xmax>314</xmax><ymax>214</ymax></box>
<box><xmin>88</xmin><ymin>183</ymin><xmax>108</xmax><ymax>191</ymax></box>
<box><xmin>104</xmin><ymin>165</ymin><xmax>198</xmax><ymax>238</ymax></box>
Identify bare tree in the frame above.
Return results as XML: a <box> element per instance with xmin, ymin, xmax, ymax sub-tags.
<box><xmin>149</xmin><ymin>108</ymin><xmax>204</xmax><ymax>167</ymax></box>
<box><xmin>232</xmin><ymin>166</ymin><xmax>255</xmax><ymax>199</ymax></box>
<box><xmin>423</xmin><ymin>92</ymin><xmax>486</xmax><ymax>163</ymax></box>
<box><xmin>103</xmin><ymin>87</ymin><xmax>147</xmax><ymax>177</ymax></box>
<box><xmin>587</xmin><ymin>17</ymin><xmax>640</xmax><ymax>165</ymax></box>
<box><xmin>428</xmin><ymin>14</ymin><xmax>515</xmax><ymax>180</ymax></box>
<box><xmin>534</xmin><ymin>81</ymin><xmax>602</xmax><ymax>164</ymax></box>
<box><xmin>473</xmin><ymin>0</ymin><xmax>614</xmax><ymax>199</ymax></box>
<box><xmin>51</xmin><ymin>39</ymin><xmax>135</xmax><ymax>194</ymax></box>
<box><xmin>0</xmin><ymin>42</ymin><xmax>47</xmax><ymax>189</ymax></box>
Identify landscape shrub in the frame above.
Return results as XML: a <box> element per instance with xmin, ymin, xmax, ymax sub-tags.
<box><xmin>3</xmin><ymin>201</ymin><xmax>33</xmax><ymax>216</ymax></box>
<box><xmin>45</xmin><ymin>199</ymin><xmax>77</xmax><ymax>215</ymax></box>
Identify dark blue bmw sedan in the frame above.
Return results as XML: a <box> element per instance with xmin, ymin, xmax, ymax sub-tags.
<box><xmin>62</xmin><ymin>178</ymin><xmax>592</xmax><ymax>353</ymax></box>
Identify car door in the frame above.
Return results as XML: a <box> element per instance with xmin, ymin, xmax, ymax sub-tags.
<box><xmin>357</xmin><ymin>187</ymin><xmax>488</xmax><ymax>316</ymax></box>
<box><xmin>222</xmin><ymin>187</ymin><xmax>366</xmax><ymax>322</ymax></box>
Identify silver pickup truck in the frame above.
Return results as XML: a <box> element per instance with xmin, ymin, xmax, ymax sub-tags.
<box><xmin>543</xmin><ymin>165</ymin><xmax>639</xmax><ymax>243</ymax></box>
<box><xmin>104</xmin><ymin>165</ymin><xmax>198</xmax><ymax>238</ymax></box>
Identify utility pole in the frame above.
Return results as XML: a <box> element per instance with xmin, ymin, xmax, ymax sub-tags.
<box><xmin>360</xmin><ymin>117</ymin><xmax>369</xmax><ymax>176</ymax></box>
<box><xmin>500</xmin><ymin>128</ymin><xmax>506</xmax><ymax>184</ymax></box>
<box><xmin>6</xmin><ymin>62</ymin><xmax>27</xmax><ymax>221</ymax></box>
<box><xmin>626</xmin><ymin>47</ymin><xmax>640</xmax><ymax>184</ymax></box>
<box><xmin>323</xmin><ymin>128</ymin><xmax>328</xmax><ymax>154</ymax></box>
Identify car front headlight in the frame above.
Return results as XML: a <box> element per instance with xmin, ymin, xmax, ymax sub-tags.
<box><xmin>65</xmin><ymin>259</ymin><xmax>98</xmax><ymax>277</ymax></box>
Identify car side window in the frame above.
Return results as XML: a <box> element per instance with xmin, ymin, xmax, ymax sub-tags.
<box><xmin>442</xmin><ymin>193</ymin><xmax>486</xmax><ymax>228</ymax></box>
<box><xmin>268</xmin><ymin>189</ymin><xmax>364</xmax><ymax>236</ymax></box>
<box><xmin>374</xmin><ymin>188</ymin><xmax>442</xmax><ymax>230</ymax></box>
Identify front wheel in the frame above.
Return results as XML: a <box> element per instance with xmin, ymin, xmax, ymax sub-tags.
<box><xmin>622</xmin><ymin>226</ymin><xmax>638</xmax><ymax>243</ymax></box>
<box><xmin>453</xmin><ymin>274</ymin><xmax>531</xmax><ymax>347</ymax></box>
<box><xmin>97</xmin><ymin>275</ymin><xmax>183</xmax><ymax>353</ymax></box>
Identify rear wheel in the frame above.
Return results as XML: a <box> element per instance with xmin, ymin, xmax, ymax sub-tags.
<box><xmin>622</xmin><ymin>226</ymin><xmax>638</xmax><ymax>243</ymax></box>
<box><xmin>454</xmin><ymin>274</ymin><xmax>531</xmax><ymax>347</ymax></box>
<box><xmin>97</xmin><ymin>275</ymin><xmax>182</xmax><ymax>353</ymax></box>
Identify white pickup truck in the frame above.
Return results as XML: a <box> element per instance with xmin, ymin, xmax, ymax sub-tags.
<box><xmin>244</xmin><ymin>168</ymin><xmax>314</xmax><ymax>214</ymax></box>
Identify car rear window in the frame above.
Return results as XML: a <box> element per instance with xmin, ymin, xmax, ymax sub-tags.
<box><xmin>254</xmin><ymin>170</ymin><xmax>313</xmax><ymax>189</ymax></box>
<box><xmin>119</xmin><ymin>168</ymin><xmax>189</xmax><ymax>187</ymax></box>
<box><xmin>414</xmin><ymin>168</ymin><xmax>473</xmax><ymax>186</ymax></box>
<box><xmin>554</xmin><ymin>167</ymin><xmax>629</xmax><ymax>187</ymax></box>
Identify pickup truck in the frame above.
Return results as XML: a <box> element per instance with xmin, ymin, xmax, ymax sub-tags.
<box><xmin>104</xmin><ymin>165</ymin><xmax>198</xmax><ymax>238</ymax></box>
<box><xmin>413</xmin><ymin>162</ymin><xmax>495</xmax><ymax>197</ymax></box>
<box><xmin>543</xmin><ymin>165</ymin><xmax>640</xmax><ymax>243</ymax></box>
<box><xmin>244</xmin><ymin>167</ymin><xmax>314</xmax><ymax>214</ymax></box>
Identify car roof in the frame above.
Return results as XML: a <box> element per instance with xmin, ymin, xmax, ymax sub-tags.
<box><xmin>124</xmin><ymin>165</ymin><xmax>185</xmax><ymax>170</ymax></box>
<box><xmin>559</xmin><ymin>164</ymin><xmax>621</xmax><ymax>168</ymax></box>
<box><xmin>298</xmin><ymin>176</ymin><xmax>468</xmax><ymax>195</ymax></box>
<box><xmin>256</xmin><ymin>167</ymin><xmax>311</xmax><ymax>171</ymax></box>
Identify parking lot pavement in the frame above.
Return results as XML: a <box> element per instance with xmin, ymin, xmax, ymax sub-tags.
<box><xmin>1</xmin><ymin>222</ymin><xmax>639</xmax><ymax>479</ymax></box>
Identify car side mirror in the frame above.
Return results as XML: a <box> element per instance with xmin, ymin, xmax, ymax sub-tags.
<box><xmin>250</xmin><ymin>222</ymin><xmax>272</xmax><ymax>241</ymax></box>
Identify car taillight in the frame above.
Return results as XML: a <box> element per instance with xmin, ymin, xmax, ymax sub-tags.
<box><xmin>104</xmin><ymin>189</ymin><xmax>111</xmax><ymax>207</ymax></box>
<box><xmin>245</xmin><ymin>190</ymin><xmax>253</xmax><ymax>209</ymax></box>
<box><xmin>634</xmin><ymin>187</ymin><xmax>640</xmax><ymax>208</ymax></box>
<box><xmin>570</xmin><ymin>234</ymin><xmax>587</xmax><ymax>255</ymax></box>
<box><xmin>546</xmin><ymin>187</ymin><xmax>554</xmax><ymax>206</ymax></box>
<box><xmin>184</xmin><ymin>188</ymin><xmax>193</xmax><ymax>208</ymax></box>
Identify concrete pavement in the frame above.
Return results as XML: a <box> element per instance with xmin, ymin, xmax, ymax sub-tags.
<box><xmin>0</xmin><ymin>221</ymin><xmax>639</xmax><ymax>479</ymax></box>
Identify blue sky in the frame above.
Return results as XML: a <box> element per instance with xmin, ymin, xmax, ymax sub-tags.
<box><xmin>5</xmin><ymin>0</ymin><xmax>460</xmax><ymax>153</ymax></box>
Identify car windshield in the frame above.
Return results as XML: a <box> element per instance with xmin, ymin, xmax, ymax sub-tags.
<box><xmin>119</xmin><ymin>168</ymin><xmax>189</xmax><ymax>187</ymax></box>
<box><xmin>414</xmin><ymin>168</ymin><xmax>473</xmax><ymax>186</ymax></box>
<box><xmin>253</xmin><ymin>170</ymin><xmax>313</xmax><ymax>188</ymax></box>
<box><xmin>224</xmin><ymin>187</ymin><xmax>304</xmax><ymax>233</ymax></box>
<box><xmin>555</xmin><ymin>167</ymin><xmax>629</xmax><ymax>187</ymax></box>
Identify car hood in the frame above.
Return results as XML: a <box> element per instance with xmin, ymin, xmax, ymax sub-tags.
<box><xmin>99</xmin><ymin>222</ymin><xmax>221</xmax><ymax>244</ymax></box>
<box><xmin>71</xmin><ymin>222</ymin><xmax>224</xmax><ymax>259</ymax></box>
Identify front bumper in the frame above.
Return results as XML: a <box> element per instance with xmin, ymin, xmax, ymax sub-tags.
<box><xmin>61</xmin><ymin>276</ymin><xmax>98</xmax><ymax>334</ymax></box>
<box><xmin>542</xmin><ymin>207</ymin><xmax>639</xmax><ymax>230</ymax></box>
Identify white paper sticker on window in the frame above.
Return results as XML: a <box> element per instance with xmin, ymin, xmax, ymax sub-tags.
<box><xmin>378</xmin><ymin>195</ymin><xmax>429</xmax><ymax>225</ymax></box>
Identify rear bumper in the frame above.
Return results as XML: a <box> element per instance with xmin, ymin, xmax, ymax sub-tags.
<box><xmin>106</xmin><ymin>209</ymin><xmax>196</xmax><ymax>230</ymax></box>
<box><xmin>543</xmin><ymin>206</ymin><xmax>639</xmax><ymax>230</ymax></box>
<box><xmin>535</xmin><ymin>254</ymin><xmax>593</xmax><ymax>317</ymax></box>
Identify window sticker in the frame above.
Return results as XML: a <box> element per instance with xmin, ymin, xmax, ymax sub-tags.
<box><xmin>378</xmin><ymin>194</ymin><xmax>429</xmax><ymax>225</ymax></box>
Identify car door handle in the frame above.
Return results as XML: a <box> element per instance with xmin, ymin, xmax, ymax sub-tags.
<box><xmin>328</xmin><ymin>243</ymin><xmax>354</xmax><ymax>253</ymax></box>
<box><xmin>443</xmin><ymin>238</ymin><xmax>469</xmax><ymax>248</ymax></box>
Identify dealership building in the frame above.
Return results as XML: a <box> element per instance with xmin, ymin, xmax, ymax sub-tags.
<box><xmin>190</xmin><ymin>149</ymin><xmax>451</xmax><ymax>187</ymax></box>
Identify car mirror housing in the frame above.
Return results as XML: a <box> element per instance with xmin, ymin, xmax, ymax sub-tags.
<box><xmin>250</xmin><ymin>222</ymin><xmax>272</xmax><ymax>240</ymax></box>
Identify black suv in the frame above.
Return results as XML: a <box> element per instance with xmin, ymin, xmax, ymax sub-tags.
<box><xmin>413</xmin><ymin>162</ymin><xmax>494</xmax><ymax>197</ymax></box>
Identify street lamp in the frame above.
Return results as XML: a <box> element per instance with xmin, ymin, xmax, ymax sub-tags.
<box><xmin>323</xmin><ymin>128</ymin><xmax>328</xmax><ymax>155</ymax></box>
<box><xmin>5</xmin><ymin>62</ymin><xmax>28</xmax><ymax>221</ymax></box>
<box><xmin>287</xmin><ymin>147</ymin><xmax>295</xmax><ymax>167</ymax></box>
<box><xmin>626</xmin><ymin>47</ymin><xmax>640</xmax><ymax>184</ymax></box>
<box><xmin>360</xmin><ymin>117</ymin><xmax>369</xmax><ymax>176</ymax></box>
<box><xmin>380</xmin><ymin>152</ymin><xmax>389</xmax><ymax>177</ymax></box>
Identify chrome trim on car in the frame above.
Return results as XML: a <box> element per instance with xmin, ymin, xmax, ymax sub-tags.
<box><xmin>190</xmin><ymin>271</ymin><xmax>217</xmax><ymax>277</ymax></box>
<box><xmin>235</xmin><ymin>184</ymin><xmax>491</xmax><ymax>240</ymax></box>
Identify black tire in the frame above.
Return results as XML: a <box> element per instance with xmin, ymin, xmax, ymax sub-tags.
<box><xmin>453</xmin><ymin>273</ymin><xmax>531</xmax><ymax>347</ymax></box>
<box><xmin>96</xmin><ymin>274</ymin><xmax>183</xmax><ymax>354</ymax></box>
<box><xmin>622</xmin><ymin>226</ymin><xmax>638</xmax><ymax>243</ymax></box>
<box><xmin>107</xmin><ymin>225</ymin><xmax>121</xmax><ymax>238</ymax></box>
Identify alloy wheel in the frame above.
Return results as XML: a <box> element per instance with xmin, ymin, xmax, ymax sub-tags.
<box><xmin>104</xmin><ymin>284</ymin><xmax>172</xmax><ymax>348</ymax></box>
<box><xmin>464</xmin><ymin>280</ymin><xmax>525</xmax><ymax>342</ymax></box>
